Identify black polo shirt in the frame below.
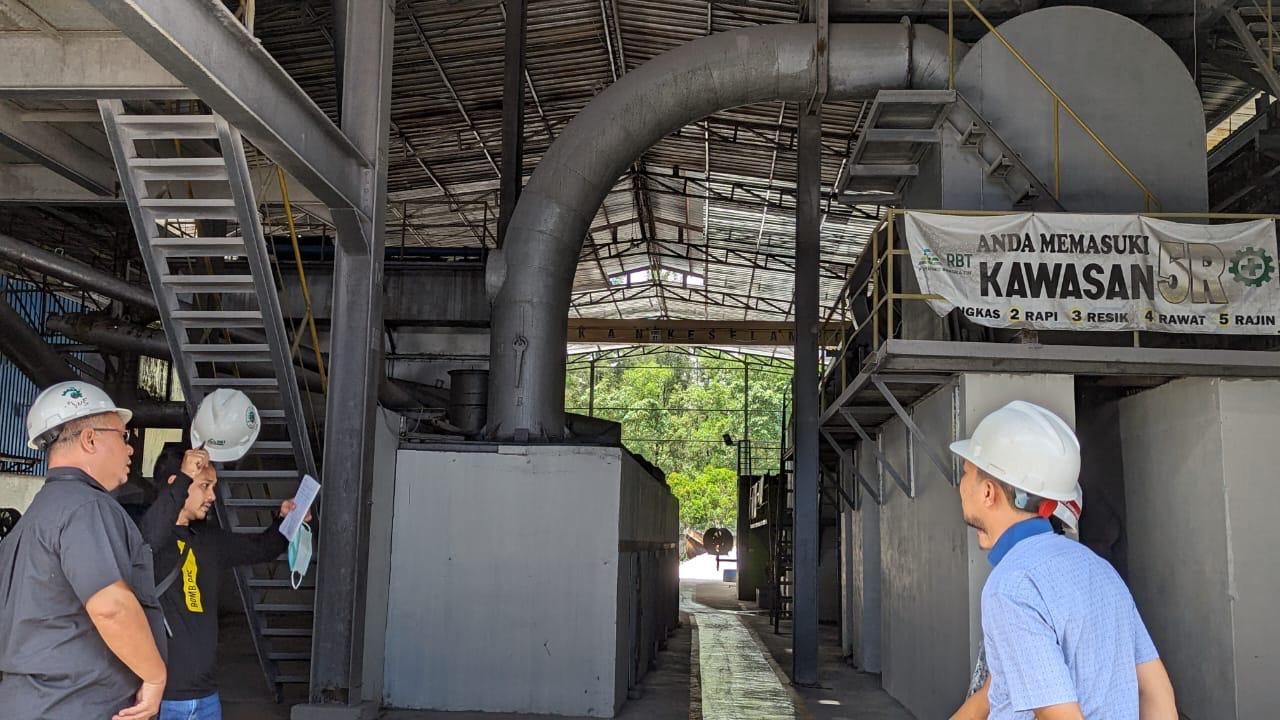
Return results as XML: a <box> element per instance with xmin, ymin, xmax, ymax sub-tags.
<box><xmin>0</xmin><ymin>466</ymin><xmax>166</xmax><ymax>720</ymax></box>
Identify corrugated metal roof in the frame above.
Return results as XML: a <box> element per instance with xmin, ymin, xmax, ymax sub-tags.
<box><xmin>1</xmin><ymin>1</ymin><xmax>1267</xmax><ymax>326</ymax></box>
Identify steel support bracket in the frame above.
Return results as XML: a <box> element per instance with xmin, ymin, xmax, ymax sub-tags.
<box><xmin>839</xmin><ymin>407</ymin><xmax>910</xmax><ymax>499</ymax></box>
<box><xmin>821</xmin><ymin>428</ymin><xmax>878</xmax><ymax>507</ymax></box>
<box><xmin>872</xmin><ymin>375</ymin><xmax>954</xmax><ymax>486</ymax></box>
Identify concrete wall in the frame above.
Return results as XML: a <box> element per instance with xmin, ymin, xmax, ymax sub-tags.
<box><xmin>1121</xmin><ymin>379</ymin><xmax>1280</xmax><ymax>718</ymax></box>
<box><xmin>384</xmin><ymin>445</ymin><xmax>675</xmax><ymax>717</ymax></box>
<box><xmin>0</xmin><ymin>472</ymin><xmax>42</xmax><ymax>512</ymax></box>
<box><xmin>1219</xmin><ymin>381</ymin><xmax>1280</xmax><ymax>718</ymax></box>
<box><xmin>614</xmin><ymin>452</ymin><xmax>680</xmax><ymax>713</ymax></box>
<box><xmin>878</xmin><ymin>384</ymin><xmax>970</xmax><ymax>718</ymax></box>
<box><xmin>843</xmin><ymin>443</ymin><xmax>881</xmax><ymax>673</ymax></box>
<box><xmin>867</xmin><ymin>373</ymin><xmax>1073</xmax><ymax>719</ymax></box>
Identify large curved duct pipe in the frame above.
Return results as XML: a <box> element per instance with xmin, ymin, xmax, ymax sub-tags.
<box><xmin>0</xmin><ymin>232</ymin><xmax>159</xmax><ymax>311</ymax></box>
<box><xmin>487</xmin><ymin>21</ymin><xmax>958</xmax><ymax>440</ymax></box>
<box><xmin>0</xmin><ymin>296</ymin><xmax>78</xmax><ymax>387</ymax></box>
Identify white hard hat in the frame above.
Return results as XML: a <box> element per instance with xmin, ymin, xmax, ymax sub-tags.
<box><xmin>26</xmin><ymin>381</ymin><xmax>133</xmax><ymax>450</ymax></box>
<box><xmin>949</xmin><ymin>400</ymin><xmax>1081</xmax><ymax>503</ymax></box>
<box><xmin>190</xmin><ymin>388</ymin><xmax>261</xmax><ymax>462</ymax></box>
<box><xmin>1050</xmin><ymin>484</ymin><xmax>1084</xmax><ymax>531</ymax></box>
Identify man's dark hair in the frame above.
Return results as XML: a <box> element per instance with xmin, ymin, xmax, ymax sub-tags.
<box><xmin>153</xmin><ymin>441</ymin><xmax>187</xmax><ymax>483</ymax></box>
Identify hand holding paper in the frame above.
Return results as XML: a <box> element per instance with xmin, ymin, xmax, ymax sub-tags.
<box><xmin>280</xmin><ymin>474</ymin><xmax>320</xmax><ymax>541</ymax></box>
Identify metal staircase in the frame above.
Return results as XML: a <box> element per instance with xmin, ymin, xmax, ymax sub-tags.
<box><xmin>838</xmin><ymin>89</ymin><xmax>1063</xmax><ymax>211</ymax></box>
<box><xmin>98</xmin><ymin>100</ymin><xmax>319</xmax><ymax>701</ymax></box>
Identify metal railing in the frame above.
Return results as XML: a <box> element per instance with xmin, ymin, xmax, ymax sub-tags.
<box><xmin>947</xmin><ymin>0</ymin><xmax>1162</xmax><ymax>210</ymax></box>
<box><xmin>819</xmin><ymin>209</ymin><xmax>1280</xmax><ymax>404</ymax></box>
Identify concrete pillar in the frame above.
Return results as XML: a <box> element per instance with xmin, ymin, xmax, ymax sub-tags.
<box><xmin>1119</xmin><ymin>378</ymin><xmax>1280</xmax><ymax>719</ymax></box>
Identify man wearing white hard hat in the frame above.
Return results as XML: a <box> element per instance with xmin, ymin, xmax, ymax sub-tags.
<box><xmin>0</xmin><ymin>381</ymin><xmax>168</xmax><ymax>720</ymax></box>
<box><xmin>141</xmin><ymin>389</ymin><xmax>310</xmax><ymax>720</ymax></box>
<box><xmin>948</xmin><ymin>400</ymin><xmax>1177</xmax><ymax>720</ymax></box>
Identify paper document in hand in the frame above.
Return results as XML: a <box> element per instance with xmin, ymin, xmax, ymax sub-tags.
<box><xmin>280</xmin><ymin>474</ymin><xmax>321</xmax><ymax>540</ymax></box>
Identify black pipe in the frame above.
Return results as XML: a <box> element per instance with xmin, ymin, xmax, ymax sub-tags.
<box><xmin>0</xmin><ymin>296</ymin><xmax>77</xmax><ymax>386</ymax></box>
<box><xmin>0</xmin><ymin>232</ymin><xmax>157</xmax><ymax>310</ymax></box>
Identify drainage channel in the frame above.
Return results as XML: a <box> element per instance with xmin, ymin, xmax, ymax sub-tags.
<box><xmin>682</xmin><ymin>585</ymin><xmax>800</xmax><ymax>719</ymax></box>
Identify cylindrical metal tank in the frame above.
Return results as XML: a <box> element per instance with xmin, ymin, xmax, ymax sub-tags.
<box><xmin>448</xmin><ymin>369</ymin><xmax>488</xmax><ymax>435</ymax></box>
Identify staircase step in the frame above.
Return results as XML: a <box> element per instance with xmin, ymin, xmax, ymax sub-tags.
<box><xmin>225</xmin><ymin>498</ymin><xmax>287</xmax><ymax>508</ymax></box>
<box><xmin>276</xmin><ymin>675</ymin><xmax>311</xmax><ymax>685</ymax></box>
<box><xmin>959</xmin><ymin>121</ymin><xmax>986</xmax><ymax>148</ymax></box>
<box><xmin>261</xmin><ymin>627</ymin><xmax>313</xmax><ymax>637</ymax></box>
<box><xmin>130</xmin><ymin>157</ymin><xmax>229</xmax><ymax>182</ymax></box>
<box><xmin>220</xmin><ymin>469</ymin><xmax>300</xmax><ymax>480</ymax></box>
<box><xmin>152</xmin><ymin>236</ymin><xmax>246</xmax><ymax>257</ymax></box>
<box><xmin>268</xmin><ymin>651</ymin><xmax>312</xmax><ymax>661</ymax></box>
<box><xmin>986</xmin><ymin>154</ymin><xmax>1014</xmax><ymax>179</ymax></box>
<box><xmin>189</xmin><ymin>376</ymin><xmax>278</xmax><ymax>388</ymax></box>
<box><xmin>244</xmin><ymin>441</ymin><xmax>296</xmax><ymax>455</ymax></box>
<box><xmin>256</xmin><ymin>603</ymin><xmax>313</xmax><ymax>613</ymax></box>
<box><xmin>249</xmin><ymin>578</ymin><xmax>313</xmax><ymax>589</ymax></box>
<box><xmin>140</xmin><ymin>198</ymin><xmax>239</xmax><ymax>220</ymax></box>
<box><xmin>171</xmin><ymin>309</ymin><xmax>264</xmax><ymax>328</ymax></box>
<box><xmin>115</xmin><ymin>114</ymin><xmax>220</xmax><ymax>140</ymax></box>
<box><xmin>160</xmin><ymin>274</ymin><xmax>256</xmax><ymax>293</ymax></box>
<box><xmin>180</xmin><ymin>343</ymin><xmax>273</xmax><ymax>362</ymax></box>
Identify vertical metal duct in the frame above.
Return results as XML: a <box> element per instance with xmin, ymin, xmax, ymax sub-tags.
<box><xmin>486</xmin><ymin>22</ymin><xmax>960</xmax><ymax>440</ymax></box>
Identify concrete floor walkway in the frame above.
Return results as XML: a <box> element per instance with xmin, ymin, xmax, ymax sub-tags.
<box><xmin>222</xmin><ymin>580</ymin><xmax>915</xmax><ymax>720</ymax></box>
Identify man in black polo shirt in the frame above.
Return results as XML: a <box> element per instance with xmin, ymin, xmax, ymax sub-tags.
<box><xmin>142</xmin><ymin>442</ymin><xmax>308</xmax><ymax>719</ymax></box>
<box><xmin>0</xmin><ymin>381</ymin><xmax>167</xmax><ymax>720</ymax></box>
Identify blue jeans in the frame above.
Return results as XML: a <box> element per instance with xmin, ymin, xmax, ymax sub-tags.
<box><xmin>159</xmin><ymin>692</ymin><xmax>222</xmax><ymax>720</ymax></box>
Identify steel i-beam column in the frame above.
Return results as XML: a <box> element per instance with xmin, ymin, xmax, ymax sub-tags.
<box><xmin>792</xmin><ymin>105</ymin><xmax>821</xmax><ymax>686</ymax></box>
<box><xmin>310</xmin><ymin>0</ymin><xmax>396</xmax><ymax>706</ymax></box>
<box><xmin>498</xmin><ymin>0</ymin><xmax>527</xmax><ymax>244</ymax></box>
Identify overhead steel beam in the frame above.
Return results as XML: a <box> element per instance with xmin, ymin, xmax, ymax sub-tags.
<box><xmin>0</xmin><ymin>101</ymin><xmax>117</xmax><ymax>195</ymax></box>
<box><xmin>0</xmin><ymin>165</ymin><xmax>114</xmax><ymax>204</ymax></box>
<box><xmin>0</xmin><ymin>32</ymin><xmax>189</xmax><ymax>99</ymax></box>
<box><xmin>406</xmin><ymin>12</ymin><xmax>501</xmax><ymax>178</ymax></box>
<box><xmin>499</xmin><ymin>0</ymin><xmax>527</xmax><ymax>245</ymax></box>
<box><xmin>310</xmin><ymin>0</ymin><xmax>396</xmax><ymax>707</ymax></box>
<box><xmin>86</xmin><ymin>0</ymin><xmax>372</xmax><ymax>227</ymax></box>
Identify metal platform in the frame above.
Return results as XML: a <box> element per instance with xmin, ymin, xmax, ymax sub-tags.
<box><xmin>816</xmin><ymin>338</ymin><xmax>1280</xmax><ymax>503</ymax></box>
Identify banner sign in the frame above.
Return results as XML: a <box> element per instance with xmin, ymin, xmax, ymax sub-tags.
<box><xmin>904</xmin><ymin>212</ymin><xmax>1279</xmax><ymax>334</ymax></box>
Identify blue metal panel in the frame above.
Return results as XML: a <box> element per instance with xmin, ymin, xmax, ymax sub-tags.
<box><xmin>0</xmin><ymin>275</ymin><xmax>85</xmax><ymax>474</ymax></box>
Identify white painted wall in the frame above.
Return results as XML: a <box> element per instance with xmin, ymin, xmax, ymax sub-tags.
<box><xmin>0</xmin><ymin>473</ymin><xmax>43</xmax><ymax>513</ymax></box>
<box><xmin>1121</xmin><ymin>378</ymin><xmax>1280</xmax><ymax>718</ymax></box>
<box><xmin>361</xmin><ymin>408</ymin><xmax>401</xmax><ymax>704</ymax></box>
<box><xmin>1218</xmin><ymin>380</ymin><xmax>1280</xmax><ymax>719</ymax></box>
<box><xmin>870</xmin><ymin>373</ymin><xmax>1074</xmax><ymax>719</ymax></box>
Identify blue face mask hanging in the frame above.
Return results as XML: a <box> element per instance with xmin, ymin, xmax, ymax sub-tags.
<box><xmin>289</xmin><ymin>521</ymin><xmax>313</xmax><ymax>590</ymax></box>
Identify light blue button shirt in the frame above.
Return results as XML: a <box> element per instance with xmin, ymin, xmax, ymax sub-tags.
<box><xmin>983</xmin><ymin>519</ymin><xmax>1159</xmax><ymax>719</ymax></box>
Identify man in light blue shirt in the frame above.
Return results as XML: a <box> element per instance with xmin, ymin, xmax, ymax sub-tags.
<box><xmin>949</xmin><ymin>401</ymin><xmax>1177</xmax><ymax>720</ymax></box>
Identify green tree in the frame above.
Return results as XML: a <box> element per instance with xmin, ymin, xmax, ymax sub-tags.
<box><xmin>564</xmin><ymin>348</ymin><xmax>793</xmax><ymax>535</ymax></box>
<box><xmin>667</xmin><ymin>466</ymin><xmax>738</xmax><ymax>532</ymax></box>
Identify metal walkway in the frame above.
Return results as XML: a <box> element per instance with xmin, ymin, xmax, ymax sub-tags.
<box><xmin>98</xmin><ymin>100</ymin><xmax>320</xmax><ymax>700</ymax></box>
<box><xmin>838</xmin><ymin>89</ymin><xmax>1062</xmax><ymax>211</ymax></box>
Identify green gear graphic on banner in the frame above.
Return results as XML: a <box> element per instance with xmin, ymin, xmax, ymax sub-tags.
<box><xmin>1229</xmin><ymin>246</ymin><xmax>1276</xmax><ymax>288</ymax></box>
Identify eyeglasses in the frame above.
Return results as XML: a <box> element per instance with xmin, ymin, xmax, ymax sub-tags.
<box><xmin>83</xmin><ymin>427</ymin><xmax>136</xmax><ymax>443</ymax></box>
